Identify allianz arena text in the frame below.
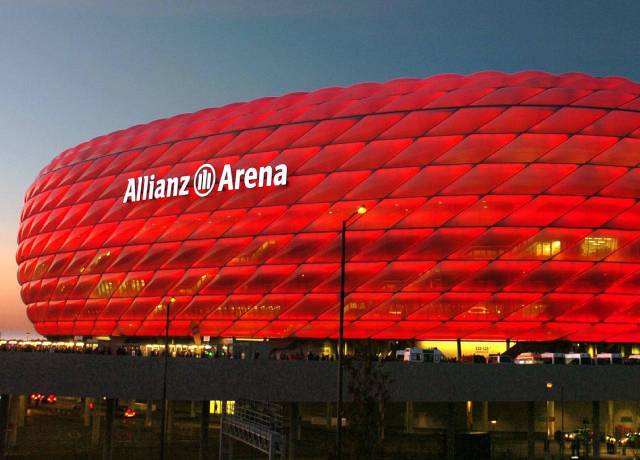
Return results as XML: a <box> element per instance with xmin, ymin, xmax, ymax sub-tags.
<box><xmin>16</xmin><ymin>71</ymin><xmax>640</xmax><ymax>341</ymax></box>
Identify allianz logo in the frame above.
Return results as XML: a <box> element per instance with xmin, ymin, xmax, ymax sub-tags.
<box><xmin>123</xmin><ymin>163</ymin><xmax>288</xmax><ymax>203</ymax></box>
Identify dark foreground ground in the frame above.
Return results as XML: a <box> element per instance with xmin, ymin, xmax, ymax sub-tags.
<box><xmin>3</xmin><ymin>400</ymin><xmax>638</xmax><ymax>460</ymax></box>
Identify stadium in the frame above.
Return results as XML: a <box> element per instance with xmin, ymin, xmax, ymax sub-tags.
<box><xmin>16</xmin><ymin>70</ymin><xmax>640</xmax><ymax>351</ymax></box>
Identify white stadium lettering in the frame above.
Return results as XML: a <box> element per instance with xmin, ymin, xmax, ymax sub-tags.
<box><xmin>217</xmin><ymin>164</ymin><xmax>233</xmax><ymax>191</ymax></box>
<box><xmin>179</xmin><ymin>176</ymin><xmax>190</xmax><ymax>196</ymax></box>
<box><xmin>123</xmin><ymin>163</ymin><xmax>288</xmax><ymax>203</ymax></box>
<box><xmin>123</xmin><ymin>178</ymin><xmax>136</xmax><ymax>203</ymax></box>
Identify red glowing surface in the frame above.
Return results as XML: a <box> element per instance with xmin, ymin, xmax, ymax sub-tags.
<box><xmin>16</xmin><ymin>71</ymin><xmax>640</xmax><ymax>341</ymax></box>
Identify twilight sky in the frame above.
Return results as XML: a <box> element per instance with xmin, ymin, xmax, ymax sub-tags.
<box><xmin>1</xmin><ymin>0</ymin><xmax>640</xmax><ymax>337</ymax></box>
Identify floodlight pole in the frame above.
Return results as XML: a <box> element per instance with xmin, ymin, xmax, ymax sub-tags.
<box><xmin>336</xmin><ymin>206</ymin><xmax>366</xmax><ymax>460</ymax></box>
<box><xmin>160</xmin><ymin>298</ymin><xmax>173</xmax><ymax>460</ymax></box>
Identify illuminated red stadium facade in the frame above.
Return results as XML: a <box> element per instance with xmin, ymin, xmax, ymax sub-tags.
<box><xmin>16</xmin><ymin>71</ymin><xmax>640</xmax><ymax>342</ymax></box>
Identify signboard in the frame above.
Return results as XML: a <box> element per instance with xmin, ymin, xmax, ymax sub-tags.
<box><xmin>123</xmin><ymin>163</ymin><xmax>287</xmax><ymax>203</ymax></box>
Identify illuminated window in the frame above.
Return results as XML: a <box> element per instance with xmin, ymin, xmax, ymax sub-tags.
<box><xmin>231</xmin><ymin>240</ymin><xmax>278</xmax><ymax>264</ymax></box>
<box><xmin>53</xmin><ymin>278</ymin><xmax>75</xmax><ymax>297</ymax></box>
<box><xmin>115</xmin><ymin>279</ymin><xmax>146</xmax><ymax>296</ymax></box>
<box><xmin>518</xmin><ymin>303</ymin><xmax>546</xmax><ymax>319</ymax></box>
<box><xmin>33</xmin><ymin>261</ymin><xmax>51</xmax><ymax>278</ymax></box>
<box><xmin>533</xmin><ymin>240</ymin><xmax>562</xmax><ymax>257</ymax></box>
<box><xmin>467</xmin><ymin>305</ymin><xmax>490</xmax><ymax>315</ymax></box>
<box><xmin>186</xmin><ymin>274</ymin><xmax>211</xmax><ymax>294</ymax></box>
<box><xmin>93</xmin><ymin>281</ymin><xmax>116</xmax><ymax>298</ymax></box>
<box><xmin>151</xmin><ymin>303</ymin><xmax>166</xmax><ymax>316</ymax></box>
<box><xmin>209</xmin><ymin>400</ymin><xmax>235</xmax><ymax>415</ymax></box>
<box><xmin>387</xmin><ymin>303</ymin><xmax>406</xmax><ymax>317</ymax></box>
<box><xmin>254</xmin><ymin>303</ymin><xmax>281</xmax><ymax>314</ymax></box>
<box><xmin>171</xmin><ymin>271</ymin><xmax>217</xmax><ymax>296</ymax></box>
<box><xmin>345</xmin><ymin>301</ymin><xmax>367</xmax><ymax>316</ymax></box>
<box><xmin>581</xmin><ymin>237</ymin><xmax>617</xmax><ymax>257</ymax></box>
<box><xmin>215</xmin><ymin>302</ymin><xmax>255</xmax><ymax>317</ymax></box>
<box><xmin>84</xmin><ymin>251</ymin><xmax>113</xmax><ymax>273</ymax></box>
<box><xmin>467</xmin><ymin>247</ymin><xmax>504</xmax><ymax>258</ymax></box>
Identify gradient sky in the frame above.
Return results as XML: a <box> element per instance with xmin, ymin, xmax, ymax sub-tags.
<box><xmin>2</xmin><ymin>0</ymin><xmax>640</xmax><ymax>337</ymax></box>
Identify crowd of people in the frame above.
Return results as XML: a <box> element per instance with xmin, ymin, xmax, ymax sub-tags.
<box><xmin>0</xmin><ymin>340</ymin><xmax>423</xmax><ymax>362</ymax></box>
<box><xmin>272</xmin><ymin>351</ymin><xmax>334</xmax><ymax>361</ymax></box>
<box><xmin>0</xmin><ymin>340</ymin><xmax>337</xmax><ymax>360</ymax></box>
<box><xmin>0</xmin><ymin>340</ymin><xmax>395</xmax><ymax>361</ymax></box>
<box><xmin>0</xmin><ymin>341</ymin><xmax>105</xmax><ymax>354</ymax></box>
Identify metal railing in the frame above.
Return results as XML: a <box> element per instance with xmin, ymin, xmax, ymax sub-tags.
<box><xmin>220</xmin><ymin>399</ymin><xmax>286</xmax><ymax>460</ymax></box>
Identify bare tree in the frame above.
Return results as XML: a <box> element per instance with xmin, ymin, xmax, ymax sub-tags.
<box><xmin>341</xmin><ymin>357</ymin><xmax>391</xmax><ymax>460</ymax></box>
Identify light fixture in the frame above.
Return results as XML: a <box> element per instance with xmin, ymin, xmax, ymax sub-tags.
<box><xmin>336</xmin><ymin>202</ymin><xmax>368</xmax><ymax>459</ymax></box>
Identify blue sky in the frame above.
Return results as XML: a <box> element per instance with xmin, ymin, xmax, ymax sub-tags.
<box><xmin>1</xmin><ymin>0</ymin><xmax>639</xmax><ymax>336</ymax></box>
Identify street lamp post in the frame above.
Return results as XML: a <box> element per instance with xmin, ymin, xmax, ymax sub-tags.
<box><xmin>159</xmin><ymin>296</ymin><xmax>176</xmax><ymax>460</ymax></box>
<box><xmin>336</xmin><ymin>205</ymin><xmax>367</xmax><ymax>460</ymax></box>
<box><xmin>547</xmin><ymin>382</ymin><xmax>565</xmax><ymax>459</ymax></box>
<box><xmin>561</xmin><ymin>385</ymin><xmax>565</xmax><ymax>460</ymax></box>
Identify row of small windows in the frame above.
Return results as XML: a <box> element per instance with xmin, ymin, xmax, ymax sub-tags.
<box><xmin>26</xmin><ymin>234</ymin><xmax>625</xmax><ymax>286</ymax></box>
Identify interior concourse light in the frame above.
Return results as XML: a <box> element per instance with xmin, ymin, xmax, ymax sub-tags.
<box><xmin>356</xmin><ymin>205</ymin><xmax>368</xmax><ymax>215</ymax></box>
